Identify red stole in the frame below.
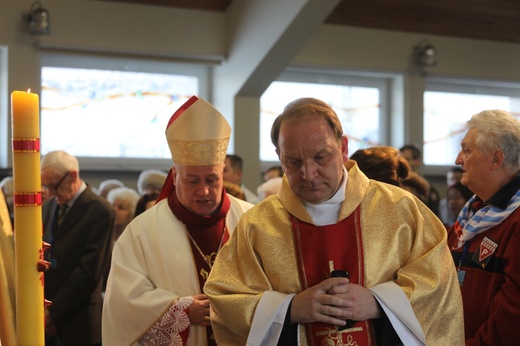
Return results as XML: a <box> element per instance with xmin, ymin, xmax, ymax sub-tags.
<box><xmin>291</xmin><ymin>208</ymin><xmax>376</xmax><ymax>346</ymax></box>
<box><xmin>167</xmin><ymin>185</ymin><xmax>230</xmax><ymax>346</ymax></box>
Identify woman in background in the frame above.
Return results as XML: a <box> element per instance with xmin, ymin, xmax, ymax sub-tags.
<box><xmin>444</xmin><ymin>182</ymin><xmax>473</xmax><ymax>228</ymax></box>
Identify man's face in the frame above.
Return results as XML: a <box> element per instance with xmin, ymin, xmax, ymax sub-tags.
<box><xmin>41</xmin><ymin>168</ymin><xmax>75</xmax><ymax>205</ymax></box>
<box><xmin>401</xmin><ymin>149</ymin><xmax>421</xmax><ymax>172</ymax></box>
<box><xmin>223</xmin><ymin>157</ymin><xmax>241</xmax><ymax>185</ymax></box>
<box><xmin>455</xmin><ymin>128</ymin><xmax>493</xmax><ymax>197</ymax></box>
<box><xmin>173</xmin><ymin>163</ymin><xmax>224</xmax><ymax>216</ymax></box>
<box><xmin>277</xmin><ymin>116</ymin><xmax>347</xmax><ymax>204</ymax></box>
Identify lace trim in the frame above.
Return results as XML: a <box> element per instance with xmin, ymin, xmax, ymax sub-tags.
<box><xmin>139</xmin><ymin>296</ymin><xmax>194</xmax><ymax>346</ymax></box>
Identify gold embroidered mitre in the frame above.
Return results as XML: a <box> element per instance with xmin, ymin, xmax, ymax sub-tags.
<box><xmin>165</xmin><ymin>96</ymin><xmax>231</xmax><ymax>165</ymax></box>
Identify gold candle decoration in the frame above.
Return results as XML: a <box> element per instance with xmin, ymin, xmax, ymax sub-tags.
<box><xmin>11</xmin><ymin>89</ymin><xmax>44</xmax><ymax>345</ymax></box>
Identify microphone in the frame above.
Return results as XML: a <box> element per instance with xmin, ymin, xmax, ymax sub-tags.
<box><xmin>330</xmin><ymin>270</ymin><xmax>356</xmax><ymax>330</ymax></box>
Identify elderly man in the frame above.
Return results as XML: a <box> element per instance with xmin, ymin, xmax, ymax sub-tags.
<box><xmin>41</xmin><ymin>150</ymin><xmax>115</xmax><ymax>346</ymax></box>
<box><xmin>102</xmin><ymin>96</ymin><xmax>253</xmax><ymax>346</ymax></box>
<box><xmin>205</xmin><ymin>97</ymin><xmax>464</xmax><ymax>345</ymax></box>
<box><xmin>448</xmin><ymin>109</ymin><xmax>520</xmax><ymax>345</ymax></box>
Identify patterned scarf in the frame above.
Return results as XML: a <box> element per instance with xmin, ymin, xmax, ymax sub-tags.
<box><xmin>453</xmin><ymin>188</ymin><xmax>520</xmax><ymax>248</ymax></box>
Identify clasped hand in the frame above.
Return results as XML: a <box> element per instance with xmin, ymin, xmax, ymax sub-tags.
<box><xmin>290</xmin><ymin>277</ymin><xmax>380</xmax><ymax>326</ymax></box>
<box><xmin>188</xmin><ymin>293</ymin><xmax>211</xmax><ymax>327</ymax></box>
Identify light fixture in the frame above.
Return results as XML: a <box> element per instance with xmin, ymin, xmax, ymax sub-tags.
<box><xmin>25</xmin><ymin>1</ymin><xmax>50</xmax><ymax>35</ymax></box>
<box><xmin>413</xmin><ymin>39</ymin><xmax>437</xmax><ymax>67</ymax></box>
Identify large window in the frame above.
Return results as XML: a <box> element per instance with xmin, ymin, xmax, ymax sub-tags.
<box><xmin>40</xmin><ymin>52</ymin><xmax>210</xmax><ymax>170</ymax></box>
<box><xmin>424</xmin><ymin>78</ymin><xmax>520</xmax><ymax>167</ymax></box>
<box><xmin>260</xmin><ymin>70</ymin><xmax>393</xmax><ymax>163</ymax></box>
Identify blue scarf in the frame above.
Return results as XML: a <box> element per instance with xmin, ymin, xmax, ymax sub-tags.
<box><xmin>454</xmin><ymin>188</ymin><xmax>520</xmax><ymax>248</ymax></box>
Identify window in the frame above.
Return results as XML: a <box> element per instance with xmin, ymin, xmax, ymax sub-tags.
<box><xmin>40</xmin><ymin>52</ymin><xmax>210</xmax><ymax>170</ymax></box>
<box><xmin>424</xmin><ymin>78</ymin><xmax>520</xmax><ymax>167</ymax></box>
<box><xmin>260</xmin><ymin>69</ymin><xmax>393</xmax><ymax>163</ymax></box>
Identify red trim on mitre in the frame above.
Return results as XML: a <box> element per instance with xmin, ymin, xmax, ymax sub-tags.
<box><xmin>166</xmin><ymin>95</ymin><xmax>199</xmax><ymax>129</ymax></box>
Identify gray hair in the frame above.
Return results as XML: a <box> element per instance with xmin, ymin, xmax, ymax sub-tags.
<box><xmin>137</xmin><ymin>169</ymin><xmax>167</xmax><ymax>195</ymax></box>
<box><xmin>256</xmin><ymin>177</ymin><xmax>283</xmax><ymax>201</ymax></box>
<box><xmin>106</xmin><ymin>187</ymin><xmax>140</xmax><ymax>212</ymax></box>
<box><xmin>467</xmin><ymin>110</ymin><xmax>520</xmax><ymax>172</ymax></box>
<box><xmin>41</xmin><ymin>150</ymin><xmax>80</xmax><ymax>175</ymax></box>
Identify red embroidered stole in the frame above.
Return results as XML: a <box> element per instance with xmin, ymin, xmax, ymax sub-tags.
<box><xmin>291</xmin><ymin>208</ymin><xmax>376</xmax><ymax>346</ymax></box>
<box><xmin>168</xmin><ymin>186</ymin><xmax>231</xmax><ymax>346</ymax></box>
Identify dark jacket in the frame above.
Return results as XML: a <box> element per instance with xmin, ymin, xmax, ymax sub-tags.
<box><xmin>43</xmin><ymin>185</ymin><xmax>115</xmax><ymax>345</ymax></box>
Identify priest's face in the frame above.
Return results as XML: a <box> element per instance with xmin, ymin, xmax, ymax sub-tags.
<box><xmin>173</xmin><ymin>163</ymin><xmax>224</xmax><ymax>216</ymax></box>
<box><xmin>277</xmin><ymin>116</ymin><xmax>347</xmax><ymax>204</ymax></box>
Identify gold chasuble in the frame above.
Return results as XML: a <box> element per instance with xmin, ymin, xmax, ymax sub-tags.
<box><xmin>205</xmin><ymin>162</ymin><xmax>464</xmax><ymax>346</ymax></box>
<box><xmin>292</xmin><ymin>213</ymin><xmax>375</xmax><ymax>345</ymax></box>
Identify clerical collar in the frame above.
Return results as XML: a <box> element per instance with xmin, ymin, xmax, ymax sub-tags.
<box><xmin>304</xmin><ymin>166</ymin><xmax>348</xmax><ymax>226</ymax></box>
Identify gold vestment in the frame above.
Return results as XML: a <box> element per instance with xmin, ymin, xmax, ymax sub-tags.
<box><xmin>205</xmin><ymin>162</ymin><xmax>464</xmax><ymax>345</ymax></box>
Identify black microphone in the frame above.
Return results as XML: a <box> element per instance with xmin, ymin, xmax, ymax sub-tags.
<box><xmin>330</xmin><ymin>270</ymin><xmax>356</xmax><ymax>330</ymax></box>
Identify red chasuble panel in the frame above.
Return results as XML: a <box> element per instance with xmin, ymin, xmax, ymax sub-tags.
<box><xmin>291</xmin><ymin>208</ymin><xmax>376</xmax><ymax>346</ymax></box>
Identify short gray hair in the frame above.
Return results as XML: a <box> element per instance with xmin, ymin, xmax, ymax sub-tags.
<box><xmin>137</xmin><ymin>169</ymin><xmax>167</xmax><ymax>195</ymax></box>
<box><xmin>467</xmin><ymin>110</ymin><xmax>520</xmax><ymax>172</ymax></box>
<box><xmin>41</xmin><ymin>150</ymin><xmax>80</xmax><ymax>175</ymax></box>
<box><xmin>107</xmin><ymin>187</ymin><xmax>140</xmax><ymax>212</ymax></box>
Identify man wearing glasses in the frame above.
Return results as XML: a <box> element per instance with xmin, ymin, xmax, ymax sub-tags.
<box><xmin>41</xmin><ymin>150</ymin><xmax>115</xmax><ymax>346</ymax></box>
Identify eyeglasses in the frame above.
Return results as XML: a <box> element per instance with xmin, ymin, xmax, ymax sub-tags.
<box><xmin>43</xmin><ymin>171</ymin><xmax>70</xmax><ymax>191</ymax></box>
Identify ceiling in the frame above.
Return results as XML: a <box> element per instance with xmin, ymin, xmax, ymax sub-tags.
<box><xmin>100</xmin><ymin>0</ymin><xmax>520</xmax><ymax>43</ymax></box>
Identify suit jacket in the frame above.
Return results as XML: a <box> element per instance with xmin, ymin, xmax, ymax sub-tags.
<box><xmin>43</xmin><ymin>185</ymin><xmax>115</xmax><ymax>345</ymax></box>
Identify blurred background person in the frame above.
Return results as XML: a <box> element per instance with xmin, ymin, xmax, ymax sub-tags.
<box><xmin>134</xmin><ymin>192</ymin><xmax>159</xmax><ymax>217</ymax></box>
<box><xmin>0</xmin><ymin>187</ymin><xmax>15</xmax><ymax>346</ymax></box>
<box><xmin>401</xmin><ymin>171</ymin><xmax>431</xmax><ymax>205</ymax></box>
<box><xmin>0</xmin><ymin>176</ymin><xmax>13</xmax><ymax>228</ymax></box>
<box><xmin>106</xmin><ymin>187</ymin><xmax>140</xmax><ymax>241</ymax></box>
<box><xmin>137</xmin><ymin>169</ymin><xmax>167</xmax><ymax>196</ymax></box>
<box><xmin>103</xmin><ymin>186</ymin><xmax>140</xmax><ymax>295</ymax></box>
<box><xmin>262</xmin><ymin>165</ymin><xmax>283</xmax><ymax>182</ymax></box>
<box><xmin>223</xmin><ymin>180</ymin><xmax>246</xmax><ymax>201</ymax></box>
<box><xmin>399</xmin><ymin>144</ymin><xmax>422</xmax><ymax>173</ymax></box>
<box><xmin>400</xmin><ymin>144</ymin><xmax>440</xmax><ymax>214</ymax></box>
<box><xmin>439</xmin><ymin>167</ymin><xmax>464</xmax><ymax>226</ymax></box>
<box><xmin>256</xmin><ymin>176</ymin><xmax>282</xmax><ymax>201</ymax></box>
<box><xmin>223</xmin><ymin>154</ymin><xmax>259</xmax><ymax>204</ymax></box>
<box><xmin>96</xmin><ymin>179</ymin><xmax>125</xmax><ymax>199</ymax></box>
<box><xmin>349</xmin><ymin>146</ymin><xmax>410</xmax><ymax>187</ymax></box>
<box><xmin>444</xmin><ymin>182</ymin><xmax>473</xmax><ymax>229</ymax></box>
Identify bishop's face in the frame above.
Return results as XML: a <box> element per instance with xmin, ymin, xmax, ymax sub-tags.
<box><xmin>173</xmin><ymin>163</ymin><xmax>224</xmax><ymax>216</ymax></box>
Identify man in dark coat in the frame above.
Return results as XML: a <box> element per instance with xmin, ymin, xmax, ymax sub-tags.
<box><xmin>41</xmin><ymin>150</ymin><xmax>114</xmax><ymax>346</ymax></box>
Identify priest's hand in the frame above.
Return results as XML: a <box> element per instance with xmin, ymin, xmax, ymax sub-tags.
<box><xmin>327</xmin><ymin>282</ymin><xmax>382</xmax><ymax>321</ymax></box>
<box><xmin>290</xmin><ymin>277</ymin><xmax>350</xmax><ymax>326</ymax></box>
<box><xmin>188</xmin><ymin>294</ymin><xmax>211</xmax><ymax>327</ymax></box>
